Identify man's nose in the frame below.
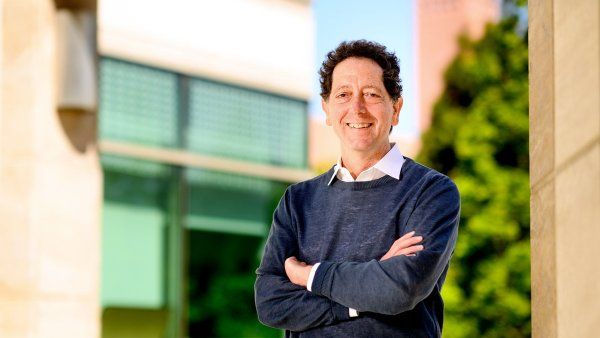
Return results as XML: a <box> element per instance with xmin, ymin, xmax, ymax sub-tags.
<box><xmin>349</xmin><ymin>95</ymin><xmax>366</xmax><ymax>114</ymax></box>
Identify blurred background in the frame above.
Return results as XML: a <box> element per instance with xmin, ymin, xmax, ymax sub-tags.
<box><xmin>2</xmin><ymin>0</ymin><xmax>534</xmax><ymax>337</ymax></box>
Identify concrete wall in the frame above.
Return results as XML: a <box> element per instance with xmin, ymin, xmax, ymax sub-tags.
<box><xmin>99</xmin><ymin>0</ymin><xmax>314</xmax><ymax>100</ymax></box>
<box><xmin>0</xmin><ymin>0</ymin><xmax>101</xmax><ymax>336</ymax></box>
<box><xmin>530</xmin><ymin>0</ymin><xmax>600</xmax><ymax>337</ymax></box>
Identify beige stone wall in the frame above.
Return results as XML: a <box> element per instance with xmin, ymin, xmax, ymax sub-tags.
<box><xmin>0</xmin><ymin>0</ymin><xmax>101</xmax><ymax>337</ymax></box>
<box><xmin>530</xmin><ymin>0</ymin><xmax>600</xmax><ymax>337</ymax></box>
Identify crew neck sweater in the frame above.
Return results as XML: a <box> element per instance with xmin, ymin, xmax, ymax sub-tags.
<box><xmin>255</xmin><ymin>157</ymin><xmax>460</xmax><ymax>338</ymax></box>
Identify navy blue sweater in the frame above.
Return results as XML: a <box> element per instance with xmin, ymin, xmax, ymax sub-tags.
<box><xmin>254</xmin><ymin>158</ymin><xmax>460</xmax><ymax>337</ymax></box>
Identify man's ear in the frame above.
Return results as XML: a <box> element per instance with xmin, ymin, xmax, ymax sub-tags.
<box><xmin>322</xmin><ymin>99</ymin><xmax>332</xmax><ymax>126</ymax></box>
<box><xmin>392</xmin><ymin>97</ymin><xmax>403</xmax><ymax>125</ymax></box>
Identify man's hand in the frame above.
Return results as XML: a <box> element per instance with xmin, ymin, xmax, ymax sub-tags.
<box><xmin>380</xmin><ymin>231</ymin><xmax>424</xmax><ymax>261</ymax></box>
<box><xmin>285</xmin><ymin>256</ymin><xmax>313</xmax><ymax>287</ymax></box>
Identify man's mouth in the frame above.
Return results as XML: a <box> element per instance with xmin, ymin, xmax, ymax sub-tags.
<box><xmin>346</xmin><ymin>123</ymin><xmax>373</xmax><ymax>129</ymax></box>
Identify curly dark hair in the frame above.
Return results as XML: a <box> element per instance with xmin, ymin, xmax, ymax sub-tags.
<box><xmin>319</xmin><ymin>39</ymin><xmax>402</xmax><ymax>101</ymax></box>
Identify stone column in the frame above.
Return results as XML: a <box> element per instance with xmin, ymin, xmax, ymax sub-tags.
<box><xmin>0</xmin><ymin>0</ymin><xmax>100</xmax><ymax>337</ymax></box>
<box><xmin>530</xmin><ymin>0</ymin><xmax>600</xmax><ymax>337</ymax></box>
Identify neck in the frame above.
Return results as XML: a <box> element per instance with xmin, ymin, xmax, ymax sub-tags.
<box><xmin>340</xmin><ymin>142</ymin><xmax>392</xmax><ymax>179</ymax></box>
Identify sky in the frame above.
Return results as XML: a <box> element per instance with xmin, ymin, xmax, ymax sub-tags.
<box><xmin>310</xmin><ymin>0</ymin><xmax>418</xmax><ymax>137</ymax></box>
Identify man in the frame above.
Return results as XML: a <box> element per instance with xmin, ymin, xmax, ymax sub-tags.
<box><xmin>254</xmin><ymin>40</ymin><xmax>460</xmax><ymax>337</ymax></box>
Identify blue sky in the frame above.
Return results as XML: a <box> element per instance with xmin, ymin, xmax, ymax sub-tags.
<box><xmin>310</xmin><ymin>0</ymin><xmax>418</xmax><ymax>137</ymax></box>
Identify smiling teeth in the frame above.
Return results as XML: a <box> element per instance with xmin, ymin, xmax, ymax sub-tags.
<box><xmin>348</xmin><ymin>123</ymin><xmax>371</xmax><ymax>129</ymax></box>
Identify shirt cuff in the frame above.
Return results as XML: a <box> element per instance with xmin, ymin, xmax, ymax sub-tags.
<box><xmin>306</xmin><ymin>262</ymin><xmax>321</xmax><ymax>292</ymax></box>
<box><xmin>349</xmin><ymin>308</ymin><xmax>359</xmax><ymax>317</ymax></box>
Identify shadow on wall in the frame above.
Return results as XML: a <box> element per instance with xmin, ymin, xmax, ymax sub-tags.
<box><xmin>58</xmin><ymin>108</ymin><xmax>97</xmax><ymax>154</ymax></box>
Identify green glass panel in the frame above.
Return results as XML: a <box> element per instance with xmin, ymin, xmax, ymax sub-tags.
<box><xmin>187</xmin><ymin>78</ymin><xmax>307</xmax><ymax>168</ymax></box>
<box><xmin>99</xmin><ymin>57</ymin><xmax>309</xmax><ymax>168</ymax></box>
<box><xmin>100</xmin><ymin>156</ymin><xmax>170</xmax><ymax>308</ymax></box>
<box><xmin>99</xmin><ymin>58</ymin><xmax>178</xmax><ymax>148</ymax></box>
<box><xmin>185</xmin><ymin>168</ymin><xmax>285</xmax><ymax>236</ymax></box>
<box><xmin>101</xmin><ymin>202</ymin><xmax>165</xmax><ymax>308</ymax></box>
<box><xmin>186</xmin><ymin>168</ymin><xmax>273</xmax><ymax>192</ymax></box>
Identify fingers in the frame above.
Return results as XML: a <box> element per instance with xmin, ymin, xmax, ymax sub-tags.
<box><xmin>380</xmin><ymin>243</ymin><xmax>424</xmax><ymax>261</ymax></box>
<box><xmin>380</xmin><ymin>231</ymin><xmax>425</xmax><ymax>261</ymax></box>
<box><xmin>284</xmin><ymin>256</ymin><xmax>311</xmax><ymax>286</ymax></box>
<box><xmin>387</xmin><ymin>233</ymin><xmax>423</xmax><ymax>255</ymax></box>
<box><xmin>394</xmin><ymin>232</ymin><xmax>421</xmax><ymax>248</ymax></box>
<box><xmin>397</xmin><ymin>244</ymin><xmax>424</xmax><ymax>256</ymax></box>
<box><xmin>399</xmin><ymin>230</ymin><xmax>416</xmax><ymax>240</ymax></box>
<box><xmin>401</xmin><ymin>235</ymin><xmax>424</xmax><ymax>247</ymax></box>
<box><xmin>285</xmin><ymin>256</ymin><xmax>307</xmax><ymax>267</ymax></box>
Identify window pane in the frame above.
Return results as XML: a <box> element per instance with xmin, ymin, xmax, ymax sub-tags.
<box><xmin>100</xmin><ymin>155</ymin><xmax>170</xmax><ymax>308</ymax></box>
<box><xmin>188</xmin><ymin>78</ymin><xmax>307</xmax><ymax>168</ymax></box>
<box><xmin>99</xmin><ymin>58</ymin><xmax>179</xmax><ymax>148</ymax></box>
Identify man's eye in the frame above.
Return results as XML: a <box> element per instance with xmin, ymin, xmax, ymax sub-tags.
<box><xmin>336</xmin><ymin>93</ymin><xmax>348</xmax><ymax>98</ymax></box>
<box><xmin>365</xmin><ymin>92</ymin><xmax>380</xmax><ymax>97</ymax></box>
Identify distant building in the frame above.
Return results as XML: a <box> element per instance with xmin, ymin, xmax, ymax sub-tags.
<box><xmin>0</xmin><ymin>0</ymin><xmax>313</xmax><ymax>337</ymax></box>
<box><xmin>418</xmin><ymin>0</ymin><xmax>500</xmax><ymax>132</ymax></box>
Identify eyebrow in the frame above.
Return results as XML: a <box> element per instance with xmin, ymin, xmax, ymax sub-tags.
<box><xmin>333</xmin><ymin>84</ymin><xmax>382</xmax><ymax>92</ymax></box>
<box><xmin>333</xmin><ymin>85</ymin><xmax>352</xmax><ymax>92</ymax></box>
<box><xmin>362</xmin><ymin>85</ymin><xmax>382</xmax><ymax>92</ymax></box>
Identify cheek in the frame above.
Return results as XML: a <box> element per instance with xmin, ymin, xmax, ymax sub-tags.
<box><xmin>331</xmin><ymin>108</ymin><xmax>348</xmax><ymax>125</ymax></box>
<box><xmin>372</xmin><ymin>109</ymin><xmax>391</xmax><ymax>123</ymax></box>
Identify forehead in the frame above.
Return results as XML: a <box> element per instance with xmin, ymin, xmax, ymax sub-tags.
<box><xmin>331</xmin><ymin>57</ymin><xmax>384</xmax><ymax>86</ymax></box>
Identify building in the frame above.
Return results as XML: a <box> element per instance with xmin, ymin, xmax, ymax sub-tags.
<box><xmin>417</xmin><ymin>0</ymin><xmax>500</xmax><ymax>133</ymax></box>
<box><xmin>99</xmin><ymin>1</ymin><xmax>314</xmax><ymax>336</ymax></box>
<box><xmin>1</xmin><ymin>0</ymin><xmax>313</xmax><ymax>337</ymax></box>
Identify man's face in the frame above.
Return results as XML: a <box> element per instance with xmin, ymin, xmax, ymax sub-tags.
<box><xmin>322</xmin><ymin>57</ymin><xmax>402</xmax><ymax>156</ymax></box>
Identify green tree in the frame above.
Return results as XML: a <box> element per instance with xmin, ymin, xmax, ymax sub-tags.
<box><xmin>417</xmin><ymin>14</ymin><xmax>530</xmax><ymax>338</ymax></box>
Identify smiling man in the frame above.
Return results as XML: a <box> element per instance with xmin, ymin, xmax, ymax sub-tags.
<box><xmin>254</xmin><ymin>40</ymin><xmax>460</xmax><ymax>337</ymax></box>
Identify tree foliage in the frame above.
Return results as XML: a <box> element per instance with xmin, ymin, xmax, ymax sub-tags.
<box><xmin>417</xmin><ymin>16</ymin><xmax>530</xmax><ymax>338</ymax></box>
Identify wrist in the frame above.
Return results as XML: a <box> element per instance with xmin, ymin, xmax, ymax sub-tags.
<box><xmin>300</xmin><ymin>264</ymin><xmax>313</xmax><ymax>287</ymax></box>
<box><xmin>306</xmin><ymin>263</ymin><xmax>321</xmax><ymax>291</ymax></box>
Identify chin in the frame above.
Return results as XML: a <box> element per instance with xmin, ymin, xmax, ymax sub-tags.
<box><xmin>346</xmin><ymin>140</ymin><xmax>376</xmax><ymax>152</ymax></box>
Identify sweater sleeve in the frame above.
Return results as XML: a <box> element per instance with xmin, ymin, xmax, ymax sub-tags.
<box><xmin>254</xmin><ymin>188</ymin><xmax>351</xmax><ymax>331</ymax></box>
<box><xmin>310</xmin><ymin>175</ymin><xmax>460</xmax><ymax>316</ymax></box>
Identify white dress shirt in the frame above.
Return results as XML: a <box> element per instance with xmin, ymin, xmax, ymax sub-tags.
<box><xmin>307</xmin><ymin>143</ymin><xmax>405</xmax><ymax>318</ymax></box>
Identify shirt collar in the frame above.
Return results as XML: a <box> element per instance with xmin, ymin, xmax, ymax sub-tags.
<box><xmin>327</xmin><ymin>143</ymin><xmax>405</xmax><ymax>185</ymax></box>
<box><xmin>327</xmin><ymin>160</ymin><xmax>343</xmax><ymax>186</ymax></box>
